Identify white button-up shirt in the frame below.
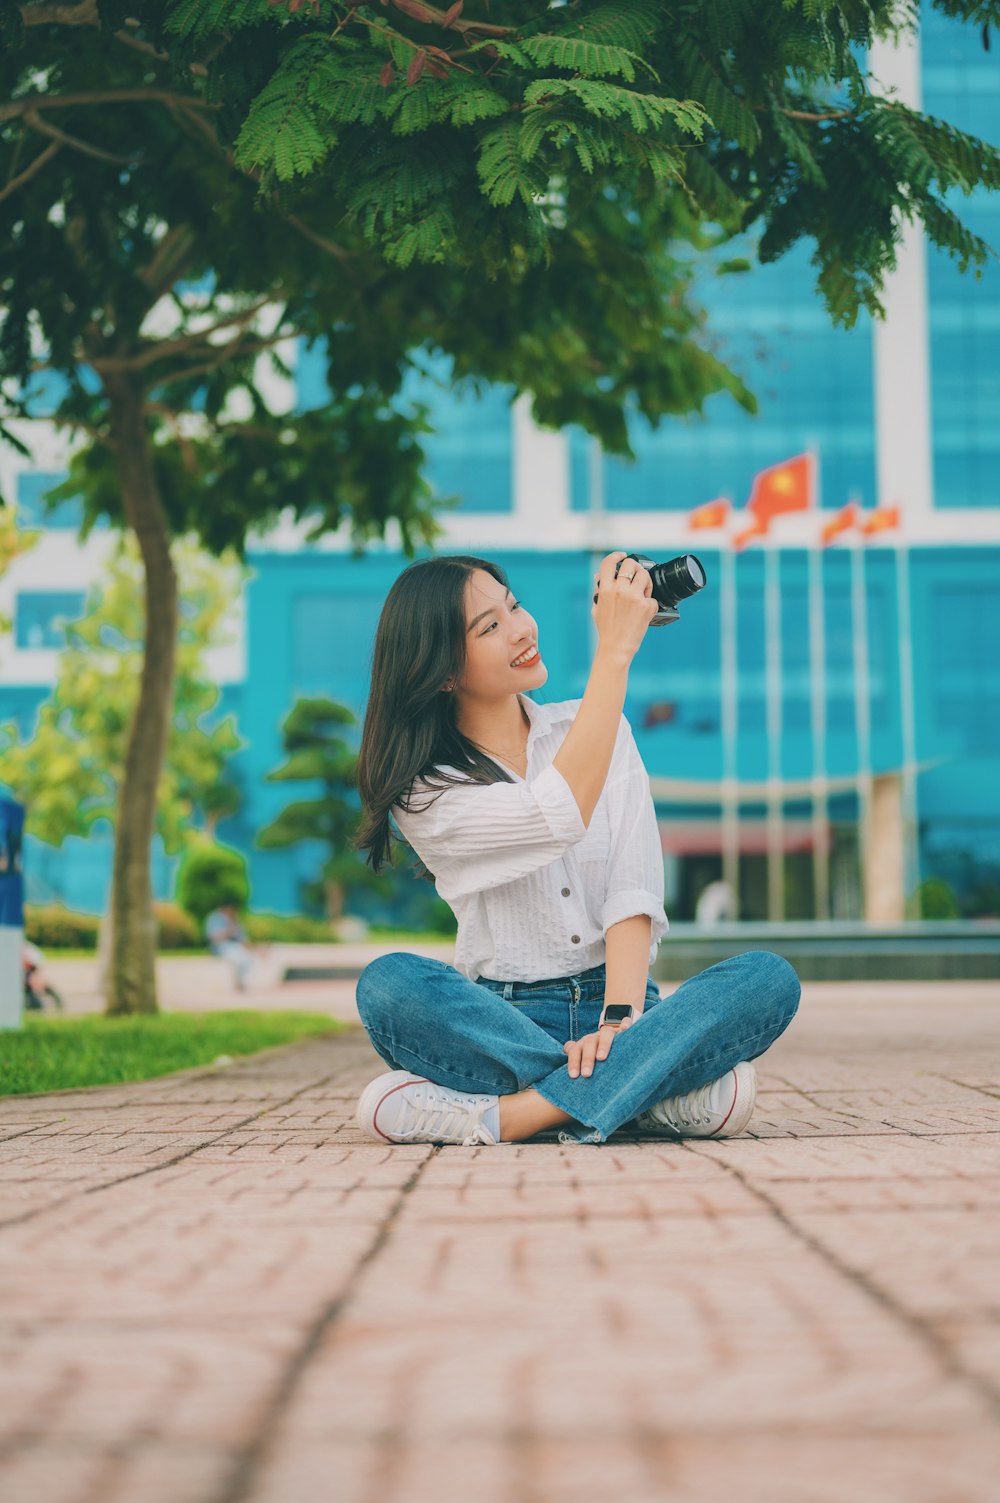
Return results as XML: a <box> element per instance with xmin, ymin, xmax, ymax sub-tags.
<box><xmin>392</xmin><ymin>696</ymin><xmax>668</xmax><ymax>982</ymax></box>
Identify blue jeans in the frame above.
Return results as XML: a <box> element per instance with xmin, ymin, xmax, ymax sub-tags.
<box><xmin>355</xmin><ymin>950</ymin><xmax>800</xmax><ymax>1144</ymax></box>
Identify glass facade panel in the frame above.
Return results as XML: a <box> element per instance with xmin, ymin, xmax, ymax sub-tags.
<box><xmin>570</xmin><ymin>241</ymin><xmax>876</xmax><ymax>514</ymax></box>
<box><xmin>292</xmin><ymin>593</ymin><xmax>384</xmax><ymax>703</ymax></box>
<box><xmin>15</xmin><ymin>471</ymin><xmax>82</xmax><ymax>530</ymax></box>
<box><xmin>14</xmin><ymin>591</ymin><xmax>85</xmax><ymax>649</ymax></box>
<box><xmin>294</xmin><ymin>340</ymin><xmax>513</xmax><ymax>514</ymax></box>
<box><xmin>399</xmin><ymin>353</ymin><xmax>513</xmax><ymax>513</ymax></box>
<box><xmin>923</xmin><ymin>2</ymin><xmax>1000</xmax><ymax>509</ymax></box>
<box><xmin>930</xmin><ymin>583</ymin><xmax>1000</xmax><ymax>754</ymax></box>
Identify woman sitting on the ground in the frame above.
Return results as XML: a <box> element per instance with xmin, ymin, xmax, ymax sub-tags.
<box><xmin>353</xmin><ymin>551</ymin><xmax>800</xmax><ymax>1147</ymax></box>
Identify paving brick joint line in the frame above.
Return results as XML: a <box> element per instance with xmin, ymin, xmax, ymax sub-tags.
<box><xmin>2</xmin><ymin>981</ymin><xmax>1000</xmax><ymax>1503</ymax></box>
<box><xmin>706</xmin><ymin>1152</ymin><xmax>1000</xmax><ymax>1423</ymax></box>
<box><xmin>0</xmin><ymin>1059</ymin><xmax>341</xmax><ymax>1233</ymax></box>
<box><xmin>212</xmin><ymin>1149</ymin><xmax>438</xmax><ymax>1503</ymax></box>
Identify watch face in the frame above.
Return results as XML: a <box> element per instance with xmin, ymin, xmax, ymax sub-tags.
<box><xmin>602</xmin><ymin>1004</ymin><xmax>633</xmax><ymax>1025</ymax></box>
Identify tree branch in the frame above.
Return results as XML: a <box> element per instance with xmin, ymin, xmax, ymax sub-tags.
<box><xmin>137</xmin><ymin>223</ymin><xmax>200</xmax><ymax>299</ymax></box>
<box><xmin>386</xmin><ymin>0</ymin><xmax>511</xmax><ymax>37</ymax></box>
<box><xmin>112</xmin><ymin>28</ymin><xmax>209</xmax><ymax>77</ymax></box>
<box><xmin>92</xmin><ymin>298</ymin><xmax>277</xmax><ymax>372</ymax></box>
<box><xmin>0</xmin><ymin>137</ymin><xmax>61</xmax><ymax>204</ymax></box>
<box><xmin>19</xmin><ymin>2</ymin><xmax>210</xmax><ymax>76</ymax></box>
<box><xmin>145</xmin><ymin>401</ymin><xmax>199</xmax><ymax>474</ymax></box>
<box><xmin>169</xmin><ymin>100</ymin><xmax>362</xmax><ymax>275</ymax></box>
<box><xmin>18</xmin><ymin>0</ymin><xmax>97</xmax><ymax>24</ymax></box>
<box><xmin>48</xmin><ymin>413</ymin><xmax>112</xmax><ymax>444</ymax></box>
<box><xmin>758</xmin><ymin>105</ymin><xmax>856</xmax><ymax>123</ymax></box>
<box><xmin>283</xmin><ymin>212</ymin><xmax>354</xmax><ymax>265</ymax></box>
<box><xmin>0</xmin><ymin>90</ymin><xmax>219</xmax><ymax>122</ymax></box>
<box><xmin>25</xmin><ymin>109</ymin><xmax>138</xmax><ymax>165</ymax></box>
<box><xmin>141</xmin><ymin>330</ymin><xmax>295</xmax><ymax>390</ymax></box>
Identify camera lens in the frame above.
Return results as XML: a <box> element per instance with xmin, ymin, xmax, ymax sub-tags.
<box><xmin>649</xmin><ymin>554</ymin><xmax>706</xmax><ymax>608</ymax></box>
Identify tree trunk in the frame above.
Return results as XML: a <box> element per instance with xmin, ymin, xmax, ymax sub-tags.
<box><xmin>96</xmin><ymin>897</ymin><xmax>113</xmax><ymax>996</ymax></box>
<box><xmin>104</xmin><ymin>373</ymin><xmax>178</xmax><ymax>1015</ymax></box>
<box><xmin>325</xmin><ymin>879</ymin><xmax>345</xmax><ymax>923</ymax></box>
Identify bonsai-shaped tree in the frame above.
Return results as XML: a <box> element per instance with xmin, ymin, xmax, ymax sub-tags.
<box><xmin>176</xmin><ymin>836</ymin><xmax>250</xmax><ymax>929</ymax></box>
<box><xmin>257</xmin><ymin>698</ymin><xmax>387</xmax><ymax>924</ymax></box>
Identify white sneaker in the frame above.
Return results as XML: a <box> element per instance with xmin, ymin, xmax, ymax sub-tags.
<box><xmin>632</xmin><ymin>1062</ymin><xmax>757</xmax><ymax>1139</ymax></box>
<box><xmin>356</xmin><ymin>1071</ymin><xmax>500</xmax><ymax>1146</ymax></box>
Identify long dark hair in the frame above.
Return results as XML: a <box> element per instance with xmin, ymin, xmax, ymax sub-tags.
<box><xmin>355</xmin><ymin>554</ymin><xmax>523</xmax><ymax>872</ymax></box>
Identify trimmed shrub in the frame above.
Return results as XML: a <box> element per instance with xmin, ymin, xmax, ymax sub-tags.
<box><xmin>427</xmin><ymin>898</ymin><xmax>459</xmax><ymax>936</ymax></box>
<box><xmin>243</xmin><ymin>912</ymin><xmax>334</xmax><ymax>943</ymax></box>
<box><xmin>176</xmin><ymin>839</ymin><xmax>250</xmax><ymax>927</ymax></box>
<box><xmin>916</xmin><ymin>878</ymin><xmax>960</xmax><ymax>920</ymax></box>
<box><xmin>24</xmin><ymin>905</ymin><xmax>100</xmax><ymax>950</ymax></box>
<box><xmin>155</xmin><ymin>902</ymin><xmax>202</xmax><ymax>950</ymax></box>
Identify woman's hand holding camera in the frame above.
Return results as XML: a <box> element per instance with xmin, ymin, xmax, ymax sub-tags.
<box><xmin>553</xmin><ymin>554</ymin><xmax>656</xmax><ymax>825</ymax></box>
<box><xmin>592</xmin><ymin>551</ymin><xmax>659</xmax><ymax>665</ymax></box>
<box><xmin>563</xmin><ymin>1012</ymin><xmax>637</xmax><ymax>1079</ymax></box>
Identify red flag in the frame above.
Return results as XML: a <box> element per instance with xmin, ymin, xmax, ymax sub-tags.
<box><xmin>747</xmin><ymin>454</ymin><xmax>815</xmax><ymax>525</ymax></box>
<box><xmin>860</xmin><ymin>504</ymin><xmax>901</xmax><ymax>536</ymax></box>
<box><xmin>731</xmin><ymin>513</ymin><xmax>768</xmax><ymax>551</ymax></box>
<box><xmin>820</xmin><ymin>501</ymin><xmax>859</xmax><ymax>548</ymax></box>
<box><xmin>687</xmin><ymin>498</ymin><xmax>731</xmax><ymax>530</ymax></box>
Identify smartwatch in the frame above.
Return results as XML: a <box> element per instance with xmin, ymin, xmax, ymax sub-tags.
<box><xmin>599</xmin><ymin>1004</ymin><xmax>635</xmax><ymax>1028</ymax></box>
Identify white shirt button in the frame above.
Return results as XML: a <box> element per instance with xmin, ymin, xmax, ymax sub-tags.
<box><xmin>561</xmin><ymin>887</ymin><xmax>571</xmax><ymax>897</ymax></box>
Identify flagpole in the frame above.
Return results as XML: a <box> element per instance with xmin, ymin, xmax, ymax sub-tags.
<box><xmin>850</xmin><ymin>519</ymin><xmax>873</xmax><ymax>919</ymax></box>
<box><xmin>719</xmin><ymin>541</ymin><xmax>740</xmax><ymax>914</ymax></box>
<box><xmin>895</xmin><ymin>531</ymin><xmax>920</xmax><ymax>913</ymax></box>
<box><xmin>807</xmin><ymin>540</ymin><xmax>831</xmax><ymax>920</ymax></box>
<box><xmin>764</xmin><ymin>539</ymin><xmax>784</xmax><ymax>922</ymax></box>
<box><xmin>806</xmin><ymin>448</ymin><xmax>830</xmax><ymax>920</ymax></box>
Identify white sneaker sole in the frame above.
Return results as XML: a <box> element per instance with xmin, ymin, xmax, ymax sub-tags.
<box><xmin>356</xmin><ymin>1070</ymin><xmax>430</xmax><ymax>1143</ymax></box>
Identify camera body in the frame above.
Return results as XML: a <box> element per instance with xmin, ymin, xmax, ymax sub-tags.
<box><xmin>596</xmin><ymin>553</ymin><xmax>707</xmax><ymax>625</ymax></box>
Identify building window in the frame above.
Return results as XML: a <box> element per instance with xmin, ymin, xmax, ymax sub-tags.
<box><xmin>14</xmin><ymin>592</ymin><xmax>86</xmax><ymax>649</ymax></box>
<box><xmin>16</xmin><ymin>472</ymin><xmax>83</xmax><ymax>531</ymax></box>
<box><xmin>293</xmin><ymin>593</ymin><xmax>383</xmax><ymax>706</ymax></box>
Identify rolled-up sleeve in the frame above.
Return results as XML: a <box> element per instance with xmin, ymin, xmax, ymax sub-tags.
<box><xmin>601</xmin><ymin>723</ymin><xmax>668</xmax><ymax>944</ymax></box>
<box><xmin>393</xmin><ymin>764</ymin><xmax>587</xmax><ymax>901</ymax></box>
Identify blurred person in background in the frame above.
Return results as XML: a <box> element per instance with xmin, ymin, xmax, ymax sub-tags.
<box><xmin>205</xmin><ymin>902</ymin><xmax>256</xmax><ymax>992</ymax></box>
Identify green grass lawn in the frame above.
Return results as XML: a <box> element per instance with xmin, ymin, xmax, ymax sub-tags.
<box><xmin>0</xmin><ymin>1011</ymin><xmax>342</xmax><ymax>1097</ymax></box>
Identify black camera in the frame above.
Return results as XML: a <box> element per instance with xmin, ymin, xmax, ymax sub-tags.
<box><xmin>594</xmin><ymin>553</ymin><xmax>707</xmax><ymax>625</ymax></box>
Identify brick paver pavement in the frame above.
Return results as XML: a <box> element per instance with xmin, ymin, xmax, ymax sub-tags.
<box><xmin>1</xmin><ymin>979</ymin><xmax>999</xmax><ymax>1503</ymax></box>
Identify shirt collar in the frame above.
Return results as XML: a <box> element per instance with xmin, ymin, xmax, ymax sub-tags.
<box><xmin>519</xmin><ymin>696</ymin><xmax>578</xmax><ymax>742</ymax></box>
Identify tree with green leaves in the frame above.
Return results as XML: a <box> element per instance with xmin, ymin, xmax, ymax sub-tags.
<box><xmin>0</xmin><ymin>506</ymin><xmax>37</xmax><ymax>664</ymax></box>
<box><xmin>0</xmin><ymin>538</ymin><xmax>243</xmax><ymax>863</ymax></box>
<box><xmin>257</xmin><ymin>698</ymin><xmax>387</xmax><ymax>923</ymax></box>
<box><xmin>1</xmin><ymin>0</ymin><xmax>997</xmax><ymax>1012</ymax></box>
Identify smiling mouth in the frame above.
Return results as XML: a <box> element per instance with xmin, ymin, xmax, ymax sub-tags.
<box><xmin>510</xmin><ymin>646</ymin><xmax>540</xmax><ymax>668</ymax></box>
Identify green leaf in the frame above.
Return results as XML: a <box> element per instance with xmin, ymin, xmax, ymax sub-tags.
<box><xmin>522</xmin><ymin>79</ymin><xmax>708</xmax><ymax>139</ymax></box>
<box><xmin>520</xmin><ymin>35</ymin><xmax>657</xmax><ymax>84</ymax></box>
<box><xmin>233</xmin><ymin>37</ymin><xmax>335</xmax><ymax>180</ymax></box>
<box><xmin>383</xmin><ymin>209</ymin><xmax>457</xmax><ymax>268</ymax></box>
<box><xmin>165</xmin><ymin>0</ymin><xmax>269</xmax><ymax>40</ymax></box>
<box><xmin>441</xmin><ymin>82</ymin><xmax>510</xmax><ymax>128</ymax></box>
<box><xmin>548</xmin><ymin>0</ymin><xmax>661</xmax><ymax>52</ymax></box>
<box><xmin>387</xmin><ymin>81</ymin><xmax>435</xmax><ymax>135</ymax></box>
<box><xmin>477</xmin><ymin>120</ymin><xmax>549</xmax><ymax>206</ymax></box>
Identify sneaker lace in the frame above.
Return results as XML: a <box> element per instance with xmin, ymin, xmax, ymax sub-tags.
<box><xmin>406</xmin><ymin>1082</ymin><xmax>498</xmax><ymax>1146</ymax></box>
<box><xmin>658</xmin><ymin>1079</ymin><xmax>717</xmax><ymax>1130</ymax></box>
